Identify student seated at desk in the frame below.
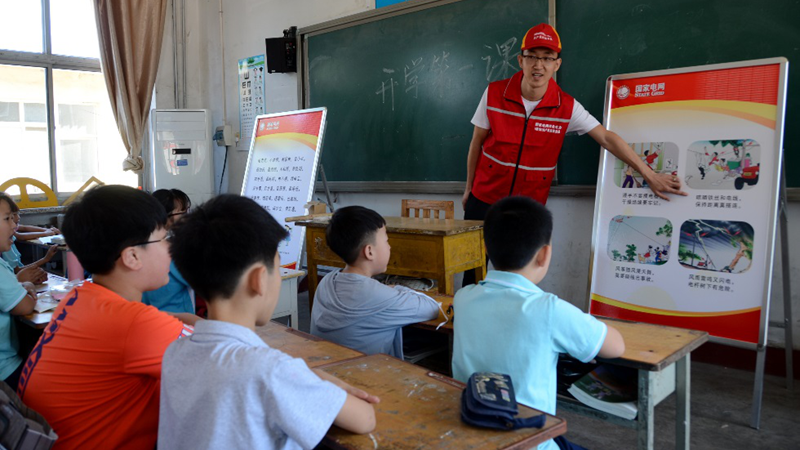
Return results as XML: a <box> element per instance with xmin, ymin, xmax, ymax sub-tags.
<box><xmin>310</xmin><ymin>206</ymin><xmax>440</xmax><ymax>359</ymax></box>
<box><xmin>17</xmin><ymin>185</ymin><xmax>194</xmax><ymax>450</ymax></box>
<box><xmin>452</xmin><ymin>197</ymin><xmax>625</xmax><ymax>450</ymax></box>
<box><xmin>142</xmin><ymin>189</ymin><xmax>195</xmax><ymax>316</ymax></box>
<box><xmin>160</xmin><ymin>195</ymin><xmax>377</xmax><ymax>449</ymax></box>
<box><xmin>1</xmin><ymin>199</ymin><xmax>57</xmax><ymax>284</ymax></box>
<box><xmin>0</xmin><ymin>193</ymin><xmax>37</xmax><ymax>390</ymax></box>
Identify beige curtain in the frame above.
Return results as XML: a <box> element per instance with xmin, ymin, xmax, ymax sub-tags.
<box><xmin>94</xmin><ymin>0</ymin><xmax>169</xmax><ymax>174</ymax></box>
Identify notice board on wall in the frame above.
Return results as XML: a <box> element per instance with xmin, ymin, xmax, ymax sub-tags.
<box><xmin>240</xmin><ymin>108</ymin><xmax>327</xmax><ymax>269</ymax></box>
<box><xmin>588</xmin><ymin>58</ymin><xmax>788</xmax><ymax>346</ymax></box>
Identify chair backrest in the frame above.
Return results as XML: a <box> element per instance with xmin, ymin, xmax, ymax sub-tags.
<box><xmin>401</xmin><ymin>199</ymin><xmax>454</xmax><ymax>220</ymax></box>
<box><xmin>0</xmin><ymin>178</ymin><xmax>58</xmax><ymax>209</ymax></box>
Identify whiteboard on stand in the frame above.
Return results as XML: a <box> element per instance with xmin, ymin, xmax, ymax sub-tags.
<box><xmin>240</xmin><ymin>107</ymin><xmax>327</xmax><ymax>270</ymax></box>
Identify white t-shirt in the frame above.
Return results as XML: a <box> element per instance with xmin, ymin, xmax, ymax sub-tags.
<box><xmin>159</xmin><ymin>320</ymin><xmax>347</xmax><ymax>450</ymax></box>
<box><xmin>470</xmin><ymin>87</ymin><xmax>600</xmax><ymax>135</ymax></box>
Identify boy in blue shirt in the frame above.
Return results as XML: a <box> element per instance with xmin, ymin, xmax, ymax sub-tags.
<box><xmin>160</xmin><ymin>195</ymin><xmax>378</xmax><ymax>449</ymax></box>
<box><xmin>0</xmin><ymin>193</ymin><xmax>36</xmax><ymax>390</ymax></box>
<box><xmin>452</xmin><ymin>196</ymin><xmax>625</xmax><ymax>450</ymax></box>
<box><xmin>310</xmin><ymin>206</ymin><xmax>440</xmax><ymax>358</ymax></box>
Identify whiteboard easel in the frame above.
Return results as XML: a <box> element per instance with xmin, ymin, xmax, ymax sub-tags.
<box><xmin>240</xmin><ymin>107</ymin><xmax>327</xmax><ymax>269</ymax></box>
<box><xmin>587</xmin><ymin>58</ymin><xmax>791</xmax><ymax>429</ymax></box>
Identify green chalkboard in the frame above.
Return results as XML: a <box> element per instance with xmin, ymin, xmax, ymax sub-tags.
<box><xmin>557</xmin><ymin>0</ymin><xmax>800</xmax><ymax>186</ymax></box>
<box><xmin>306</xmin><ymin>0</ymin><xmax>547</xmax><ymax>182</ymax></box>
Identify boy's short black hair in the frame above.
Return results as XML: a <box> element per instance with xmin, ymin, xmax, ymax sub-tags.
<box><xmin>152</xmin><ymin>188</ymin><xmax>192</xmax><ymax>214</ymax></box>
<box><xmin>62</xmin><ymin>185</ymin><xmax>167</xmax><ymax>275</ymax></box>
<box><xmin>170</xmin><ymin>194</ymin><xmax>288</xmax><ymax>301</ymax></box>
<box><xmin>0</xmin><ymin>193</ymin><xmax>17</xmax><ymax>212</ymax></box>
<box><xmin>326</xmin><ymin>206</ymin><xmax>386</xmax><ymax>265</ymax></box>
<box><xmin>484</xmin><ymin>196</ymin><xmax>553</xmax><ymax>271</ymax></box>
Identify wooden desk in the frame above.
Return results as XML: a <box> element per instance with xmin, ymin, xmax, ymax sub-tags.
<box><xmin>557</xmin><ymin>318</ymin><xmax>708</xmax><ymax>450</ymax></box>
<box><xmin>413</xmin><ymin>300</ymin><xmax>709</xmax><ymax>450</ymax></box>
<box><xmin>297</xmin><ymin>216</ymin><xmax>486</xmax><ymax>305</ymax></box>
<box><xmin>319</xmin><ymin>353</ymin><xmax>566</xmax><ymax>450</ymax></box>
<box><xmin>254</xmin><ymin>320</ymin><xmax>364</xmax><ymax>368</ymax></box>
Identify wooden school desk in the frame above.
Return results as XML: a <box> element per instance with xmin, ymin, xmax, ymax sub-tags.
<box><xmin>296</xmin><ymin>216</ymin><xmax>486</xmax><ymax>305</ymax></box>
<box><xmin>20</xmin><ymin>270</ymin><xmax>307</xmax><ymax>330</ymax></box>
<box><xmin>412</xmin><ymin>300</ymin><xmax>709</xmax><ymax>450</ymax></box>
<box><xmin>319</xmin><ymin>353</ymin><xmax>567</xmax><ymax>450</ymax></box>
<box><xmin>254</xmin><ymin>320</ymin><xmax>364</xmax><ymax>368</ymax></box>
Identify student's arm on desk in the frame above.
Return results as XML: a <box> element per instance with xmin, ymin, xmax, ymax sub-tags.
<box><xmin>10</xmin><ymin>282</ymin><xmax>36</xmax><ymax>316</ymax></box>
<box><xmin>596</xmin><ymin>324</ymin><xmax>625</xmax><ymax>359</ymax></box>
<box><xmin>313</xmin><ymin>369</ymin><xmax>379</xmax><ymax>434</ymax></box>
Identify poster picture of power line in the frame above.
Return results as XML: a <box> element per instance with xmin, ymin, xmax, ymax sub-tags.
<box><xmin>613</xmin><ymin>142</ymin><xmax>679</xmax><ymax>188</ymax></box>
<box><xmin>678</xmin><ymin>219</ymin><xmax>754</xmax><ymax>274</ymax></box>
<box><xmin>685</xmin><ymin>139</ymin><xmax>760</xmax><ymax>190</ymax></box>
<box><xmin>606</xmin><ymin>215</ymin><xmax>673</xmax><ymax>265</ymax></box>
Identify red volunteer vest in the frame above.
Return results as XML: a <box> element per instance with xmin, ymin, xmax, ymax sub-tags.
<box><xmin>472</xmin><ymin>71</ymin><xmax>574</xmax><ymax>205</ymax></box>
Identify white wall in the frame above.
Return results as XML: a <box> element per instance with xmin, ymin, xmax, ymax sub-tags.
<box><xmin>157</xmin><ymin>0</ymin><xmax>798</xmax><ymax>351</ymax></box>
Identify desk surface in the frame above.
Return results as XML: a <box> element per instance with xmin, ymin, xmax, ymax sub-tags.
<box><xmin>320</xmin><ymin>353</ymin><xmax>566</xmax><ymax>450</ymax></box>
<box><xmin>254</xmin><ymin>321</ymin><xmax>364</xmax><ymax>368</ymax></box>
<box><xmin>297</xmin><ymin>216</ymin><xmax>483</xmax><ymax>236</ymax></box>
<box><xmin>414</xmin><ymin>299</ymin><xmax>709</xmax><ymax>372</ymax></box>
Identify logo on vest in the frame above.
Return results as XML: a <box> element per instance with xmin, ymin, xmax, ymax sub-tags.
<box><xmin>533</xmin><ymin>32</ymin><xmax>553</xmax><ymax>41</ymax></box>
<box><xmin>534</xmin><ymin>122</ymin><xmax>563</xmax><ymax>134</ymax></box>
<box><xmin>616</xmin><ymin>85</ymin><xmax>630</xmax><ymax>100</ymax></box>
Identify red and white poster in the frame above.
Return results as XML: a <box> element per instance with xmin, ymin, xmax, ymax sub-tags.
<box><xmin>240</xmin><ymin>108</ymin><xmax>327</xmax><ymax>269</ymax></box>
<box><xmin>589</xmin><ymin>58</ymin><xmax>788</xmax><ymax>345</ymax></box>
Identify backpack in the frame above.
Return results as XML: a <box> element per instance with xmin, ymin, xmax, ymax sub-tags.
<box><xmin>0</xmin><ymin>382</ymin><xmax>57</xmax><ymax>450</ymax></box>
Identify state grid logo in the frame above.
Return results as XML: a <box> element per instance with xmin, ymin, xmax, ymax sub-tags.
<box><xmin>616</xmin><ymin>85</ymin><xmax>630</xmax><ymax>100</ymax></box>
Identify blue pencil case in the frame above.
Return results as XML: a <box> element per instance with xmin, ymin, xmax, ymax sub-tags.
<box><xmin>461</xmin><ymin>372</ymin><xmax>546</xmax><ymax>430</ymax></box>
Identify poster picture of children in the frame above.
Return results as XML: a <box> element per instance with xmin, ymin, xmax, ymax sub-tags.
<box><xmin>684</xmin><ymin>139</ymin><xmax>760</xmax><ymax>190</ymax></box>
<box><xmin>607</xmin><ymin>215</ymin><xmax>672</xmax><ymax>265</ymax></box>
<box><xmin>678</xmin><ymin>219</ymin><xmax>754</xmax><ymax>274</ymax></box>
<box><xmin>613</xmin><ymin>142</ymin><xmax>679</xmax><ymax>189</ymax></box>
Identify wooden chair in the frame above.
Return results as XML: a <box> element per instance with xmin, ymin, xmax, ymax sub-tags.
<box><xmin>401</xmin><ymin>199</ymin><xmax>454</xmax><ymax>220</ymax></box>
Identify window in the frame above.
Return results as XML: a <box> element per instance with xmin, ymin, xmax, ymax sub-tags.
<box><xmin>0</xmin><ymin>0</ymin><xmax>135</xmax><ymax>197</ymax></box>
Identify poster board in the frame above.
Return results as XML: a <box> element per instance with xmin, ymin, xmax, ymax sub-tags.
<box><xmin>240</xmin><ymin>108</ymin><xmax>327</xmax><ymax>269</ymax></box>
<box><xmin>588</xmin><ymin>58</ymin><xmax>788</xmax><ymax>346</ymax></box>
<box><xmin>238</xmin><ymin>55</ymin><xmax>267</xmax><ymax>151</ymax></box>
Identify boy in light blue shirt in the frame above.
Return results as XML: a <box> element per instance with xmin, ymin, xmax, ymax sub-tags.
<box><xmin>452</xmin><ymin>196</ymin><xmax>625</xmax><ymax>450</ymax></box>
<box><xmin>0</xmin><ymin>193</ymin><xmax>36</xmax><ymax>390</ymax></box>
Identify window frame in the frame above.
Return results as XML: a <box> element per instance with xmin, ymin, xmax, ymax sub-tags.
<box><xmin>0</xmin><ymin>0</ymin><xmax>106</xmax><ymax>196</ymax></box>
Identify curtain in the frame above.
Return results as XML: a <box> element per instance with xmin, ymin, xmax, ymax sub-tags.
<box><xmin>94</xmin><ymin>0</ymin><xmax>169</xmax><ymax>174</ymax></box>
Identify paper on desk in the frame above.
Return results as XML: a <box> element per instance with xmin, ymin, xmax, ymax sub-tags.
<box><xmin>34</xmin><ymin>294</ymin><xmax>59</xmax><ymax>313</ymax></box>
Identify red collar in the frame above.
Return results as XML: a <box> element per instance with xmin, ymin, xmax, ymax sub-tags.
<box><xmin>503</xmin><ymin>71</ymin><xmax>562</xmax><ymax>110</ymax></box>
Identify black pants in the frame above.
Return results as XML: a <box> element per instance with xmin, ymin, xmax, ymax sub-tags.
<box><xmin>462</xmin><ymin>193</ymin><xmax>493</xmax><ymax>287</ymax></box>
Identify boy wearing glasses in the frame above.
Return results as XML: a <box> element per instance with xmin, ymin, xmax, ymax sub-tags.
<box><xmin>462</xmin><ymin>23</ymin><xmax>685</xmax><ymax>219</ymax></box>
<box><xmin>18</xmin><ymin>185</ymin><xmax>194</xmax><ymax>450</ymax></box>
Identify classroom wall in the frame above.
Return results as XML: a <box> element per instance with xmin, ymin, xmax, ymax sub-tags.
<box><xmin>156</xmin><ymin>0</ymin><xmax>798</xmax><ymax>350</ymax></box>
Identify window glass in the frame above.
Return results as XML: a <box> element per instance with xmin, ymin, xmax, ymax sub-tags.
<box><xmin>0</xmin><ymin>65</ymin><xmax>51</xmax><ymax>189</ymax></box>
<box><xmin>53</xmin><ymin>69</ymin><xmax>135</xmax><ymax>192</ymax></box>
<box><xmin>24</xmin><ymin>103</ymin><xmax>47</xmax><ymax>123</ymax></box>
<box><xmin>0</xmin><ymin>1</ymin><xmax>43</xmax><ymax>53</ymax></box>
<box><xmin>51</xmin><ymin>0</ymin><xmax>101</xmax><ymax>58</ymax></box>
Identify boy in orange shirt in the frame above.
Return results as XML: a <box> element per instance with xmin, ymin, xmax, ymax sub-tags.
<box><xmin>17</xmin><ymin>185</ymin><xmax>193</xmax><ymax>450</ymax></box>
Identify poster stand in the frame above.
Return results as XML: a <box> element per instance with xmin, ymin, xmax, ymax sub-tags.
<box><xmin>752</xmin><ymin>161</ymin><xmax>794</xmax><ymax>429</ymax></box>
<box><xmin>240</xmin><ymin>107</ymin><xmax>328</xmax><ymax>270</ymax></box>
<box><xmin>587</xmin><ymin>58</ymin><xmax>791</xmax><ymax>431</ymax></box>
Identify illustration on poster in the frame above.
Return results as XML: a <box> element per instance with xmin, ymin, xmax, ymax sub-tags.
<box><xmin>684</xmin><ymin>139</ymin><xmax>760</xmax><ymax>191</ymax></box>
<box><xmin>678</xmin><ymin>219</ymin><xmax>754</xmax><ymax>274</ymax></box>
<box><xmin>607</xmin><ymin>215</ymin><xmax>672</xmax><ymax>265</ymax></box>
<box><xmin>614</xmin><ymin>142</ymin><xmax>679</xmax><ymax>189</ymax></box>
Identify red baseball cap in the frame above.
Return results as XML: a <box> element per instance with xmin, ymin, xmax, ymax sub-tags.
<box><xmin>521</xmin><ymin>23</ymin><xmax>562</xmax><ymax>53</ymax></box>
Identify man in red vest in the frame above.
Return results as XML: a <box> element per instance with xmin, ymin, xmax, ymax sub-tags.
<box><xmin>462</xmin><ymin>23</ymin><xmax>686</xmax><ymax>220</ymax></box>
